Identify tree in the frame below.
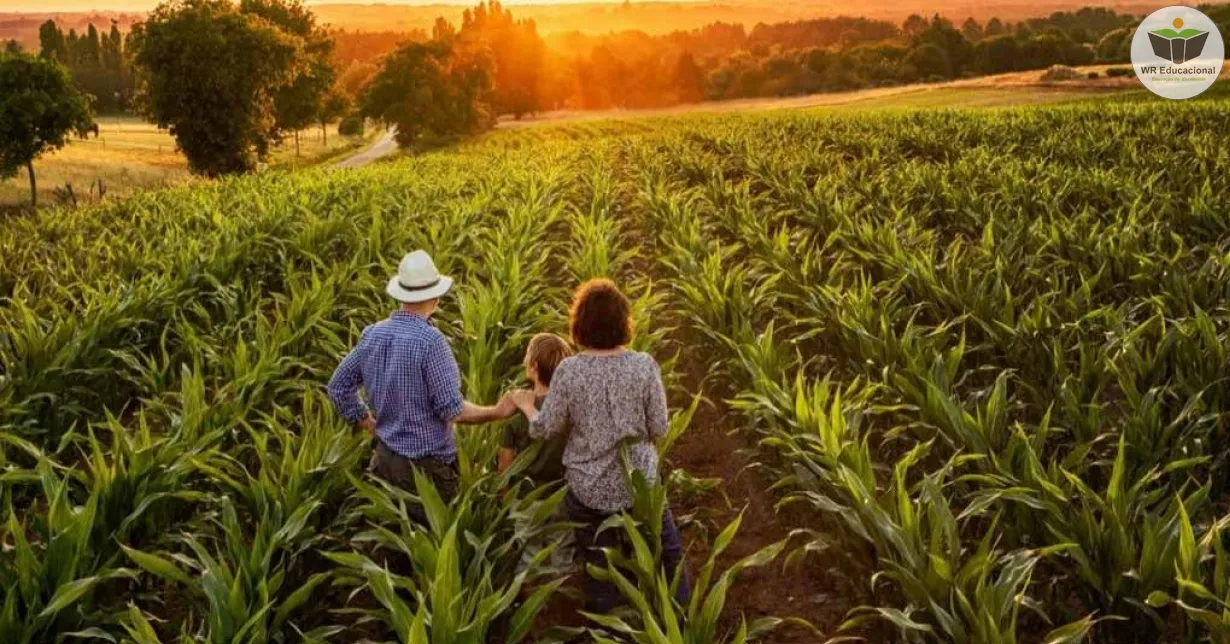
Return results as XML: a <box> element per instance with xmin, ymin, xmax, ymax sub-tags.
<box><xmin>459</xmin><ymin>1</ymin><xmax>548</xmax><ymax>119</ymax></box>
<box><xmin>240</xmin><ymin>0</ymin><xmax>336</xmax><ymax>157</ymax></box>
<box><xmin>129</xmin><ymin>0</ymin><xmax>301</xmax><ymax>176</ymax></box>
<box><xmin>432</xmin><ymin>16</ymin><xmax>456</xmax><ymax>41</ymax></box>
<box><xmin>961</xmin><ymin>17</ymin><xmax>983</xmax><ymax>42</ymax></box>
<box><xmin>39</xmin><ymin>20</ymin><xmax>67</xmax><ymax>61</ymax></box>
<box><xmin>914</xmin><ymin>14</ymin><xmax>971</xmax><ymax>76</ymax></box>
<box><xmin>273</xmin><ymin>58</ymin><xmax>332</xmax><ymax>157</ymax></box>
<box><xmin>972</xmin><ymin>34</ymin><xmax>1023</xmax><ymax>74</ymax></box>
<box><xmin>576</xmin><ymin>44</ymin><xmax>627</xmax><ymax>108</ymax></box>
<box><xmin>84</xmin><ymin>24</ymin><xmax>102</xmax><ymax>67</ymax></box>
<box><xmin>0</xmin><ymin>52</ymin><xmax>93</xmax><ymax>208</ymax></box>
<box><xmin>338</xmin><ymin>115</ymin><xmax>364</xmax><ymax>137</ymax></box>
<box><xmin>903</xmin><ymin>14</ymin><xmax>929</xmax><ymax>39</ymax></box>
<box><xmin>906</xmin><ymin>42</ymin><xmax>952</xmax><ymax>80</ymax></box>
<box><xmin>673</xmin><ymin>51</ymin><xmax>706</xmax><ymax>103</ymax></box>
<box><xmin>985</xmin><ymin>18</ymin><xmax>1006</xmax><ymax>36</ymax></box>
<box><xmin>36</xmin><ymin>19</ymin><xmax>133</xmax><ymax>113</ymax></box>
<box><xmin>1021</xmin><ymin>31</ymin><xmax>1079</xmax><ymax>69</ymax></box>
<box><xmin>319</xmin><ymin>90</ymin><xmax>349</xmax><ymax>144</ymax></box>
<box><xmin>1096</xmin><ymin>27</ymin><xmax>1132</xmax><ymax>63</ymax></box>
<box><xmin>337</xmin><ymin>60</ymin><xmax>378</xmax><ymax>100</ymax></box>
<box><xmin>3</xmin><ymin>40</ymin><xmax>20</xmax><ymax>54</ymax></box>
<box><xmin>103</xmin><ymin>22</ymin><xmax>123</xmax><ymax>74</ymax></box>
<box><xmin>360</xmin><ymin>39</ymin><xmax>492</xmax><ymax>149</ymax></box>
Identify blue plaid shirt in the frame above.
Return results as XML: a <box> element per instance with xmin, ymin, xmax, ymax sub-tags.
<box><xmin>327</xmin><ymin>310</ymin><xmax>465</xmax><ymax>460</ymax></box>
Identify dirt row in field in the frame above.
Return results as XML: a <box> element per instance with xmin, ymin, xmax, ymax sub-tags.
<box><xmin>666</xmin><ymin>346</ymin><xmax>853</xmax><ymax>642</ymax></box>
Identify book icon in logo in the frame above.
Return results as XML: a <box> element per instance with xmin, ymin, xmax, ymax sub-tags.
<box><xmin>1150</xmin><ymin>18</ymin><xmax>1209</xmax><ymax>64</ymax></box>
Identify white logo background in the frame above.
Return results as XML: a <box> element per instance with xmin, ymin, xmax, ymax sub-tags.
<box><xmin>1131</xmin><ymin>6</ymin><xmax>1224</xmax><ymax>100</ymax></box>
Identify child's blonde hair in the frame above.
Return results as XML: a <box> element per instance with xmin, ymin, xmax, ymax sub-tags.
<box><xmin>527</xmin><ymin>333</ymin><xmax>572</xmax><ymax>386</ymax></box>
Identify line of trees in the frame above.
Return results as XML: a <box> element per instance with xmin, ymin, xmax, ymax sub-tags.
<box><xmin>352</xmin><ymin>3</ymin><xmax>1140</xmax><ymax>145</ymax></box>
<box><xmin>329</xmin><ymin>5</ymin><xmax>1151</xmax><ymax>116</ymax></box>
<box><xmin>560</xmin><ymin>8</ymin><xmax>1139</xmax><ymax>108</ymax></box>
<box><xmin>38</xmin><ymin>19</ymin><xmax>134</xmax><ymax>113</ymax></box>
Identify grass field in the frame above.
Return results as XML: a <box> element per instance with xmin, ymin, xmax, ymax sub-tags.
<box><xmin>2</xmin><ymin>90</ymin><xmax>1230</xmax><ymax>643</ymax></box>
<box><xmin>0</xmin><ymin>116</ymin><xmax>377</xmax><ymax>207</ymax></box>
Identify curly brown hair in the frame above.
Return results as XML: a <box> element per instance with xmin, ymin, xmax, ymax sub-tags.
<box><xmin>568</xmin><ymin>279</ymin><xmax>633</xmax><ymax>350</ymax></box>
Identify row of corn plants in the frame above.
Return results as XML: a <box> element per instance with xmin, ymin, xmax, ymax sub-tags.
<box><xmin>614</xmin><ymin>100</ymin><xmax>1230</xmax><ymax>642</ymax></box>
<box><xmin>1</xmin><ymin>128</ymin><xmax>785</xmax><ymax>641</ymax></box>
<box><xmin>6</xmin><ymin>98</ymin><xmax>1229</xmax><ymax>641</ymax></box>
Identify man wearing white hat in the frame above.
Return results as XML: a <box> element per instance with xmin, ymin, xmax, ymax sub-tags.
<box><xmin>328</xmin><ymin>250</ymin><xmax>514</xmax><ymax>512</ymax></box>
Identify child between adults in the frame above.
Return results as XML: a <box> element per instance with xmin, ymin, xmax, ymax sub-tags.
<box><xmin>505</xmin><ymin>279</ymin><xmax>691</xmax><ymax>613</ymax></box>
<box><xmin>498</xmin><ymin>333</ymin><xmax>575</xmax><ymax>571</ymax></box>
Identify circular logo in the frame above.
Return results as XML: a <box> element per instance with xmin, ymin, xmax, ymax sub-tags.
<box><xmin>1131</xmin><ymin>6</ymin><xmax>1224</xmax><ymax>99</ymax></box>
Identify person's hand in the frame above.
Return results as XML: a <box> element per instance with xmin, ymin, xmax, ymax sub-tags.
<box><xmin>358</xmin><ymin>415</ymin><xmax>376</xmax><ymax>437</ymax></box>
<box><xmin>508</xmin><ymin>389</ymin><xmax>537</xmax><ymax>412</ymax></box>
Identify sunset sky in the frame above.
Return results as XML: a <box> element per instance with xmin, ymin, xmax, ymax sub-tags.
<box><xmin>2</xmin><ymin>0</ymin><xmax>660</xmax><ymax>10</ymax></box>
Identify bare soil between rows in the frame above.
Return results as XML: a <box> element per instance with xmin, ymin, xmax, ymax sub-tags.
<box><xmin>663</xmin><ymin>337</ymin><xmax>855</xmax><ymax>643</ymax></box>
<box><xmin>532</xmin><ymin>327</ymin><xmax>860</xmax><ymax>641</ymax></box>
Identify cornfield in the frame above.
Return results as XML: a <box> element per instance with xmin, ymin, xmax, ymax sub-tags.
<box><xmin>2</xmin><ymin>97</ymin><xmax>1230</xmax><ymax>643</ymax></box>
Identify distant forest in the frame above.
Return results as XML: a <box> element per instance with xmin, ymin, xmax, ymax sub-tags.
<box><xmin>10</xmin><ymin>2</ymin><xmax>1230</xmax><ymax>117</ymax></box>
<box><xmin>330</xmin><ymin>4</ymin><xmax>1230</xmax><ymax>113</ymax></box>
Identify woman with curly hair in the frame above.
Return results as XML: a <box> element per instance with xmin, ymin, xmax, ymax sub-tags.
<box><xmin>508</xmin><ymin>278</ymin><xmax>691</xmax><ymax>612</ymax></box>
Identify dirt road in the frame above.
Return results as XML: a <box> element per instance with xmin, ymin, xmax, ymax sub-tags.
<box><xmin>335</xmin><ymin>129</ymin><xmax>398</xmax><ymax>169</ymax></box>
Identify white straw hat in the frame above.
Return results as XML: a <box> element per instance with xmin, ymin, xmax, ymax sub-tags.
<box><xmin>386</xmin><ymin>250</ymin><xmax>454</xmax><ymax>303</ymax></box>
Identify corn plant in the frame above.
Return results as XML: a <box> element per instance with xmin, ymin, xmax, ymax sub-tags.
<box><xmin>326</xmin><ymin>469</ymin><xmax>572</xmax><ymax>642</ymax></box>
<box><xmin>1145</xmin><ymin>505</ymin><xmax>1230</xmax><ymax>642</ymax></box>
<box><xmin>585</xmin><ymin>468</ymin><xmax>790</xmax><ymax>644</ymax></box>
<box><xmin>0</xmin><ymin>462</ymin><xmax>136</xmax><ymax>643</ymax></box>
<box><xmin>121</xmin><ymin>497</ymin><xmax>336</xmax><ymax>643</ymax></box>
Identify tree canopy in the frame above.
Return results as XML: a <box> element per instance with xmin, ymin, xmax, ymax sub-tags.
<box><xmin>0</xmin><ymin>51</ymin><xmax>93</xmax><ymax>207</ymax></box>
<box><xmin>241</xmin><ymin>0</ymin><xmax>337</xmax><ymax>153</ymax></box>
<box><xmin>129</xmin><ymin>0</ymin><xmax>322</xmax><ymax>176</ymax></box>
<box><xmin>38</xmin><ymin>20</ymin><xmax>134</xmax><ymax>114</ymax></box>
<box><xmin>360</xmin><ymin>39</ymin><xmax>492</xmax><ymax>149</ymax></box>
<box><xmin>458</xmin><ymin>1</ymin><xmax>546</xmax><ymax>119</ymax></box>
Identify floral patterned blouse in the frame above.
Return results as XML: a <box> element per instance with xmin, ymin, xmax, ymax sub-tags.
<box><xmin>529</xmin><ymin>351</ymin><xmax>668</xmax><ymax>511</ymax></box>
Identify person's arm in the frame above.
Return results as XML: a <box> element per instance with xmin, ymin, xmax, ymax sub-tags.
<box><xmin>497</xmin><ymin>416</ymin><xmax>527</xmax><ymax>481</ymax></box>
<box><xmin>327</xmin><ymin>328</ymin><xmax>374</xmax><ymax>432</ymax></box>
<box><xmin>423</xmin><ymin>333</ymin><xmax>516</xmax><ymax>425</ymax></box>
<box><xmin>455</xmin><ymin>399</ymin><xmax>517</xmax><ymax>425</ymax></box>
<box><xmin>522</xmin><ymin>367</ymin><xmax>569</xmax><ymax>439</ymax></box>
<box><xmin>423</xmin><ymin>332</ymin><xmax>467</xmax><ymax>424</ymax></box>
<box><xmin>646</xmin><ymin>359</ymin><xmax>669</xmax><ymax>442</ymax></box>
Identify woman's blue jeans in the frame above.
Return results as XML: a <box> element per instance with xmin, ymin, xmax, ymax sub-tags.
<box><xmin>565</xmin><ymin>491</ymin><xmax>692</xmax><ymax>614</ymax></box>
